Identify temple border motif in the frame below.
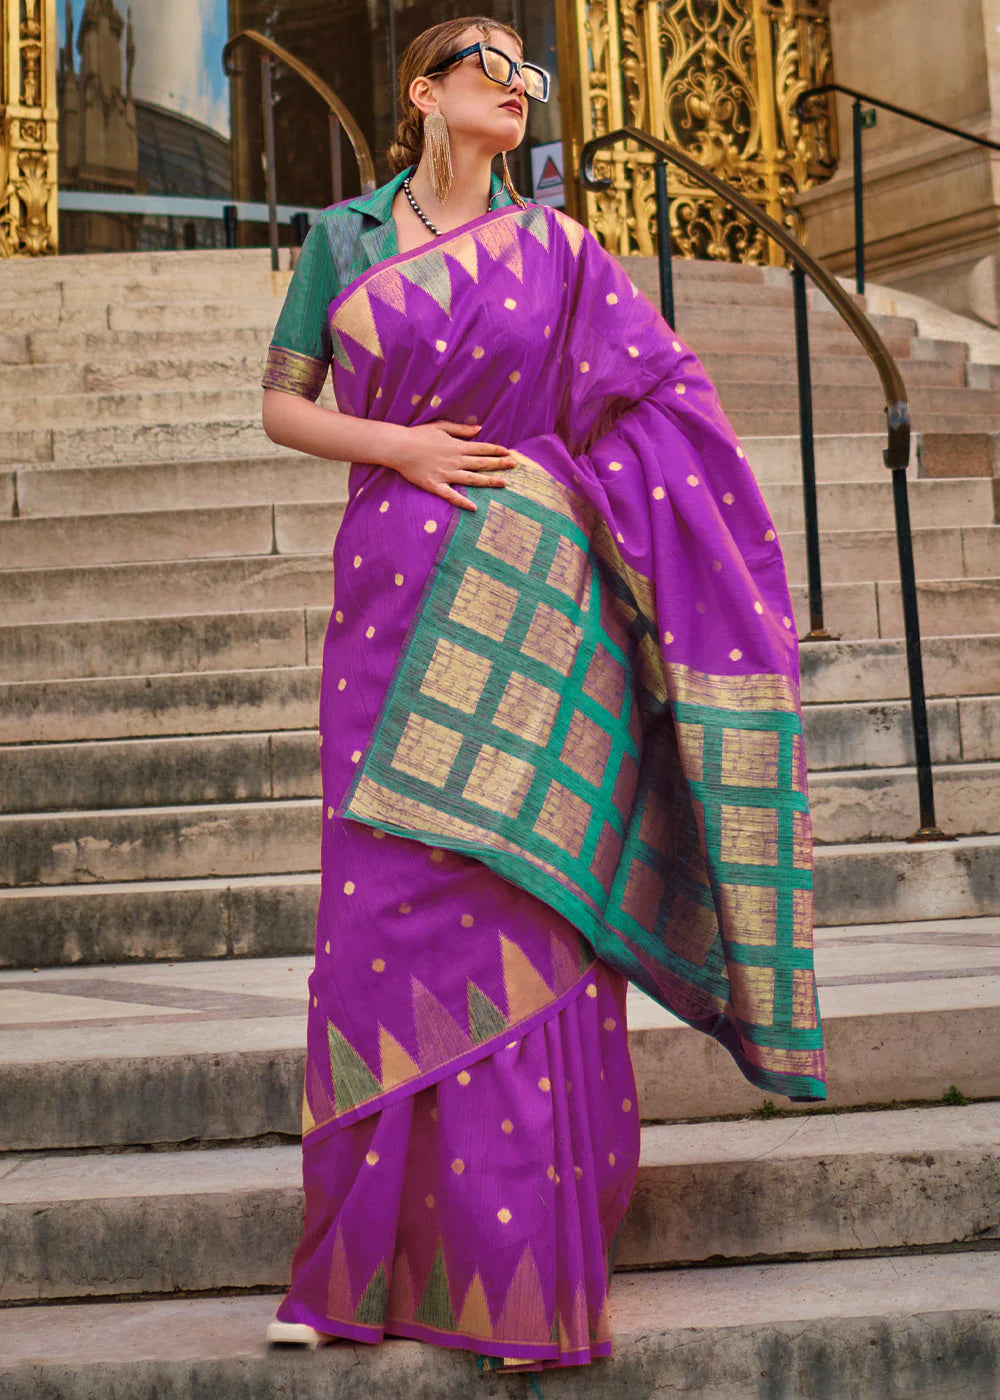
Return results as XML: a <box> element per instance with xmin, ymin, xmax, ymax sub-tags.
<box><xmin>1</xmin><ymin>0</ymin><xmax>58</xmax><ymax>256</ymax></box>
<box><xmin>555</xmin><ymin>0</ymin><xmax>837</xmax><ymax>264</ymax></box>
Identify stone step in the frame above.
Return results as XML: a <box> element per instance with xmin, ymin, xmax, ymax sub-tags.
<box><xmin>1</xmin><ymin>785</ymin><xmax>998</xmax><ymax>888</ymax></box>
<box><xmin>4</xmin><ymin>632</ymin><xmax>998</xmax><ymax>741</ymax></box>
<box><xmin>4</xmin><ymin>702</ymin><xmax>999</xmax><ymax>815</ymax></box>
<box><xmin>3</xmin><ymin>924</ymin><xmax>998</xmax><ymax>1143</ymax></box>
<box><xmin>763</xmin><ymin>477</ymin><xmax>995</xmax><ymax>533</ymax></box>
<box><xmin>3</xmin><ymin>547</ymin><xmax>993</xmax><ymax>638</ymax></box>
<box><xmin>11</xmin><ymin>384</ymin><xmax>261</xmax><ymax>430</ymax></box>
<box><xmin>810</xmin><ymin>761</ymin><xmax>1000</xmax><ymax>841</ymax></box>
<box><xmin>0</xmin><ymin>665</ymin><xmax>323</xmax><ymax>744</ymax></box>
<box><xmin>3</xmin><ymin>1258</ymin><xmax>999</xmax><ymax>1400</ymax></box>
<box><xmin>8</xmin><ymin>496</ymin><xmax>991</xmax><ymax>583</ymax></box>
<box><xmin>11</xmin><ymin>453</ymin><xmax>349</xmax><ymax>519</ymax></box>
<box><xmin>699</xmin><ymin>351</ymin><xmax>967</xmax><ymax>389</ymax></box>
<box><xmin>0</xmin><ymin>353</ymin><xmax>265</xmax><ymax>400</ymax></box>
<box><xmin>2</xmin><ymin>1103</ymin><xmax>998</xmax><ymax>1304</ymax></box>
<box><xmin>0</xmin><ymin>347</ymin><xmax>969</xmax><ymax>405</ymax></box>
<box><xmin>10</xmin><ymin>372</ymin><xmax>995</xmax><ymax>437</ymax></box>
<box><xmin>2</xmin><ymin>829</ymin><xmax>998</xmax><ymax>965</ymax></box>
<box><xmin>8</xmin><ymin>408</ymin><xmax>998</xmax><ymax>468</ymax></box>
<box><xmin>0</xmin><ymin>553</ymin><xmax>333</xmax><ymax>626</ymax></box>
<box><xmin>23</xmin><ymin>324</ymin><xmax>272</xmax><ymax>366</ymax></box>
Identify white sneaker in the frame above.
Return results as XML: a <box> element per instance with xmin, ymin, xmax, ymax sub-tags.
<box><xmin>265</xmin><ymin>1319</ymin><xmax>336</xmax><ymax>1348</ymax></box>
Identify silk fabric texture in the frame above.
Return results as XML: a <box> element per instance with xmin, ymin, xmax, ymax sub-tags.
<box><xmin>264</xmin><ymin>200</ymin><xmax>826</xmax><ymax>1367</ymax></box>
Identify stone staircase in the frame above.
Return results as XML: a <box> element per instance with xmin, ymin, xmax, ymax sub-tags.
<box><xmin>1</xmin><ymin>247</ymin><xmax>998</xmax><ymax>1397</ymax></box>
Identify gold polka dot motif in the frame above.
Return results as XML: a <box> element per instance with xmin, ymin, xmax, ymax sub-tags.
<box><xmin>497</xmin><ymin>1208</ymin><xmax>512</xmax><ymax>1224</ymax></box>
<box><xmin>652</xmin><ymin>486</ymin><xmax>665</xmax><ymax>500</ymax></box>
<box><xmin>352</xmin><ymin>555</ymin><xmax>362</xmax><ymax>568</ymax></box>
<box><xmin>503</xmin><ymin>297</ymin><xmax>517</xmax><ymax>310</ymax></box>
<box><xmin>424</xmin><ymin>520</ymin><xmax>437</xmax><ymax>534</ymax></box>
<box><xmin>451</xmin><ymin>1158</ymin><xmax>465</xmax><ymax>1175</ymax></box>
<box><xmin>538</xmin><ymin>1077</ymin><xmax>552</xmax><ymax>1093</ymax></box>
<box><xmin>435</xmin><ymin>339</ymin><xmax>447</xmax><ymax>352</ymax></box>
<box><xmin>472</xmin><ymin>346</ymin><xmax>485</xmax><ymax>359</ymax></box>
<box><xmin>425</xmin><ymin>1193</ymin><xmax>435</xmax><ymax>1208</ymax></box>
<box><xmin>585</xmin><ymin>984</ymin><xmax>597</xmax><ymax>998</ymax></box>
<box><xmin>365</xmin><ymin>625</ymin><xmax>375</xmax><ymax>639</ymax></box>
<box><xmin>460</xmin><ymin>914</ymin><xmax>474</xmax><ymax>928</ymax></box>
<box><xmin>371</xmin><ymin>958</ymin><xmax>385</xmax><ymax>972</ymax></box>
<box><xmin>606</xmin><ymin>292</ymin><xmax>618</xmax><ymax>305</ymax></box>
<box><xmin>343</xmin><ymin>880</ymin><xmax>355</xmax><ymax>896</ymax></box>
<box><xmin>379</xmin><ymin>501</ymin><xmax>389</xmax><ymax>514</ymax></box>
<box><xmin>457</xmin><ymin>1070</ymin><xmax>471</xmax><ymax>1086</ymax></box>
<box><xmin>394</xmin><ymin>573</ymin><xmax>404</xmax><ymax>587</ymax></box>
<box><xmin>501</xmin><ymin>1119</ymin><xmax>514</xmax><ymax>1134</ymax></box>
<box><xmin>603</xmin><ymin>1018</ymin><xmax>617</xmax><ymax>1032</ymax></box>
<box><xmin>365</xmin><ymin>1150</ymin><xmax>379</xmax><ymax>1166</ymax></box>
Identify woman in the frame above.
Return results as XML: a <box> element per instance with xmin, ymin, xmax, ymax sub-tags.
<box><xmin>260</xmin><ymin>14</ymin><xmax>827</xmax><ymax>1375</ymax></box>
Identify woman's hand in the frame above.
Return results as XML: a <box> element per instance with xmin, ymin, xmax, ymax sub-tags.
<box><xmin>385</xmin><ymin>420</ymin><xmax>517</xmax><ymax>512</ymax></box>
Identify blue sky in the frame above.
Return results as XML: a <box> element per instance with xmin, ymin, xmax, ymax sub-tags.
<box><xmin>58</xmin><ymin>0</ymin><xmax>230</xmax><ymax>135</ymax></box>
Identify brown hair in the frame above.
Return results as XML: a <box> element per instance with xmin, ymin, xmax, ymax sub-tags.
<box><xmin>387</xmin><ymin>15</ymin><xmax>527</xmax><ymax>206</ymax></box>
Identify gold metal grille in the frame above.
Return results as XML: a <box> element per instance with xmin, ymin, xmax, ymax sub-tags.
<box><xmin>1</xmin><ymin>0</ymin><xmax>58</xmax><ymax>256</ymax></box>
<box><xmin>555</xmin><ymin>0</ymin><xmax>837</xmax><ymax>264</ymax></box>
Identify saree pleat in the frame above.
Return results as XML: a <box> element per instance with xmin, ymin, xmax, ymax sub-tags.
<box><xmin>277</xmin><ymin>906</ymin><xmax>640</xmax><ymax>1366</ymax></box>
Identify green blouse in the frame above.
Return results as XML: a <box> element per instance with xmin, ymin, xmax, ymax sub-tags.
<box><xmin>261</xmin><ymin>164</ymin><xmax>520</xmax><ymax>401</ymax></box>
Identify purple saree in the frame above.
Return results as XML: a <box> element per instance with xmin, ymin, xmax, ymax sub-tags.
<box><xmin>266</xmin><ymin>202</ymin><xmax>826</xmax><ymax>1367</ymax></box>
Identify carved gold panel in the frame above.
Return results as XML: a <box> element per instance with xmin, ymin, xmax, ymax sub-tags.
<box><xmin>1</xmin><ymin>0</ymin><xmax>58</xmax><ymax>256</ymax></box>
<box><xmin>555</xmin><ymin>0</ymin><xmax>836</xmax><ymax>265</ymax></box>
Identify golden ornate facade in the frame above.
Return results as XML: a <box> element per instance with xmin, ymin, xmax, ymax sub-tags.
<box><xmin>1</xmin><ymin>0</ymin><xmax>58</xmax><ymax>255</ymax></box>
<box><xmin>555</xmin><ymin>0</ymin><xmax>837</xmax><ymax>263</ymax></box>
<box><xmin>0</xmin><ymin>0</ymin><xmax>837</xmax><ymax>262</ymax></box>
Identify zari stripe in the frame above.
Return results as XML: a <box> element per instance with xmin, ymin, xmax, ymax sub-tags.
<box><xmin>261</xmin><ymin>344</ymin><xmax>329</xmax><ymax>400</ymax></box>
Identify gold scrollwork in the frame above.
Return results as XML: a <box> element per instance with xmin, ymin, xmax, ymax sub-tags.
<box><xmin>1</xmin><ymin>0</ymin><xmax>57</xmax><ymax>256</ymax></box>
<box><xmin>558</xmin><ymin>0</ymin><xmax>837</xmax><ymax>265</ymax></box>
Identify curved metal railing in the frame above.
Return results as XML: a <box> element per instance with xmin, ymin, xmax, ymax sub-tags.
<box><xmin>581</xmin><ymin>126</ymin><xmax>946</xmax><ymax>841</ymax></box>
<box><xmin>795</xmin><ymin>83</ymin><xmax>1000</xmax><ymax>294</ymax></box>
<box><xmin>223</xmin><ymin>30</ymin><xmax>376</xmax><ymax>268</ymax></box>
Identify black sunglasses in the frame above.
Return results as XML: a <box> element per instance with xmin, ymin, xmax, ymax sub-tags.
<box><xmin>424</xmin><ymin>41</ymin><xmax>550</xmax><ymax>102</ymax></box>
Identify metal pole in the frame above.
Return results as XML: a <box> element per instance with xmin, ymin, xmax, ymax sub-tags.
<box><xmin>654</xmin><ymin>159</ymin><xmax>675</xmax><ymax>328</ymax></box>
<box><xmin>792</xmin><ymin>265</ymin><xmax>834</xmax><ymax>641</ymax></box>
<box><xmin>853</xmin><ymin>98</ymin><xmax>866</xmax><ymax>295</ymax></box>
<box><xmin>387</xmin><ymin>0</ymin><xmax>399</xmax><ymax>137</ymax></box>
<box><xmin>222</xmin><ymin>203</ymin><xmax>238</xmax><ymax>248</ymax></box>
<box><xmin>261</xmin><ymin>53</ymin><xmax>280</xmax><ymax>272</ymax></box>
<box><xmin>889</xmin><ymin>466</ymin><xmax>948</xmax><ymax>839</ymax></box>
<box><xmin>330</xmin><ymin>112</ymin><xmax>343</xmax><ymax>204</ymax></box>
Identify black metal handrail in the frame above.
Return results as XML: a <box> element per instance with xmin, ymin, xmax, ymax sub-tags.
<box><xmin>580</xmin><ymin>127</ymin><xmax>949</xmax><ymax>842</ymax></box>
<box><xmin>223</xmin><ymin>30</ymin><xmax>376</xmax><ymax>270</ymax></box>
<box><xmin>796</xmin><ymin>83</ymin><xmax>1000</xmax><ymax>295</ymax></box>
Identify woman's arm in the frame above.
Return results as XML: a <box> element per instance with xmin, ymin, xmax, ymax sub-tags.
<box><xmin>261</xmin><ymin>389</ymin><xmax>517</xmax><ymax>512</ymax></box>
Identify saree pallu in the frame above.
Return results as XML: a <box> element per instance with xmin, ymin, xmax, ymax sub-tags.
<box><xmin>273</xmin><ymin>203</ymin><xmax>826</xmax><ymax>1365</ymax></box>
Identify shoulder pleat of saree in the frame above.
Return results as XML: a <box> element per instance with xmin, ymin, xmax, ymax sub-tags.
<box><xmin>325</xmin><ymin>203</ymin><xmax>826</xmax><ymax>1106</ymax></box>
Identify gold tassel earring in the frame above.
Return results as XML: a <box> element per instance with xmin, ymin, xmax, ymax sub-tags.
<box><xmin>500</xmin><ymin>151</ymin><xmax>526</xmax><ymax>208</ymax></box>
<box><xmin>423</xmin><ymin>111</ymin><xmax>453</xmax><ymax>205</ymax></box>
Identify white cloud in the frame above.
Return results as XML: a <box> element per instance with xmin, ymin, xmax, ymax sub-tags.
<box><xmin>127</xmin><ymin>0</ymin><xmax>231</xmax><ymax>136</ymax></box>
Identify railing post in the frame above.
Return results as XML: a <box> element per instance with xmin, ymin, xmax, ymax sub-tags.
<box><xmin>261</xmin><ymin>53</ymin><xmax>280</xmax><ymax>272</ymax></box>
<box><xmin>887</xmin><ymin>458</ymin><xmax>949</xmax><ymax>840</ymax></box>
<box><xmin>792</xmin><ymin>265</ymin><xmax>835</xmax><ymax>641</ymax></box>
<box><xmin>653</xmin><ymin>159</ymin><xmax>675</xmax><ymax>328</ymax></box>
<box><xmin>330</xmin><ymin>112</ymin><xmax>344</xmax><ymax>204</ymax></box>
<box><xmin>852</xmin><ymin>97</ymin><xmax>866</xmax><ymax>295</ymax></box>
<box><xmin>292</xmin><ymin>211</ymin><xmax>310</xmax><ymax>245</ymax></box>
<box><xmin>222</xmin><ymin>203</ymin><xmax>238</xmax><ymax>249</ymax></box>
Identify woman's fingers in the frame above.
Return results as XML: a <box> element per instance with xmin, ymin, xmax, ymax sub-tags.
<box><xmin>436</xmin><ymin>483</ymin><xmax>477</xmax><ymax>511</ymax></box>
<box><xmin>465</xmin><ymin>452</ymin><xmax>517</xmax><ymax>469</ymax></box>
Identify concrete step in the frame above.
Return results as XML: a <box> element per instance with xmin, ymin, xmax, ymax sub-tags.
<box><xmin>0</xmin><ymin>500</ymin><xmax>346</xmax><ymax>571</ymax></box>
<box><xmin>24</xmin><ymin>324</ymin><xmax>272</xmax><ymax>366</ymax></box>
<box><xmin>700</xmin><ymin>351</ymin><xmax>967</xmax><ymax>389</ymax></box>
<box><xmin>4</xmin><ymin>1257</ymin><xmax>999</xmax><ymax>1400</ymax></box>
<box><xmin>780</xmin><ymin>525</ymin><xmax>1000</xmax><ymax>583</ymax></box>
<box><xmin>1</xmin><ymin>758</ymin><xmax>994</xmax><ymax>886</ymax></box>
<box><xmin>810</xmin><ymin>761</ymin><xmax>1000</xmax><ymax>841</ymax></box>
<box><xmin>2</xmin><ymin>1102</ymin><xmax>998</xmax><ymax>1304</ymax></box>
<box><xmin>761</xmin><ymin>477</ymin><xmax>996</xmax><ymax>534</ymax></box>
<box><xmin>0</xmin><ymin>553</ymin><xmax>333</xmax><ymax>626</ymax></box>
<box><xmin>0</xmin><ymin>352</ymin><xmax>265</xmax><ymax>400</ymax></box>
<box><xmin>0</xmin><ymin>609</ymin><xmax>318</xmax><ymax>686</ymax></box>
<box><xmin>0</xmin><ymin>872</ymin><xmax>321</xmax><ymax>967</ymax></box>
<box><xmin>3</xmin><ymin>924</ymin><xmax>998</xmax><ymax>1143</ymax></box>
<box><xmin>10</xmin><ymin>384</ymin><xmax>261</xmax><ymax>429</ymax></box>
<box><xmin>0</xmin><ymin>665</ymin><xmax>323</xmax><ymax>744</ymax></box>
<box><xmin>0</xmin><ymin>417</ymin><xmax>280</xmax><ymax>467</ymax></box>
<box><xmin>3</xmin><ymin>547</ymin><xmax>994</xmax><ymax>638</ymax></box>
<box><xmin>11</xmin><ymin>453</ymin><xmax>349</xmax><ymax>519</ymax></box>
<box><xmin>2</xmin><ymin>828</ymin><xmax>998</xmax><ymax>964</ymax></box>
<box><xmin>721</xmin><ymin>380</ymin><xmax>1000</xmax><ymax>417</ymax></box>
<box><xmin>0</xmin><ymin>730</ymin><xmax>320</xmax><ymax>814</ymax></box>
<box><xmin>4</xmin><ymin>703</ymin><xmax>999</xmax><ymax>815</ymax></box>
<box><xmin>3</xmin><ymin>633</ymin><xmax>997</xmax><ymax>742</ymax></box>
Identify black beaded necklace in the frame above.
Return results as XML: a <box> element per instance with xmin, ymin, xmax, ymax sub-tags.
<box><xmin>402</xmin><ymin>170</ymin><xmax>498</xmax><ymax>238</ymax></box>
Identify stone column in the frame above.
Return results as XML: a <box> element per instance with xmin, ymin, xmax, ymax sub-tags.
<box><xmin>796</xmin><ymin>0</ymin><xmax>1000</xmax><ymax>323</ymax></box>
<box><xmin>1</xmin><ymin>0</ymin><xmax>59</xmax><ymax>256</ymax></box>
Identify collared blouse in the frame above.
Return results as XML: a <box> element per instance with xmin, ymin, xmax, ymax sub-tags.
<box><xmin>261</xmin><ymin>164</ymin><xmax>521</xmax><ymax>401</ymax></box>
